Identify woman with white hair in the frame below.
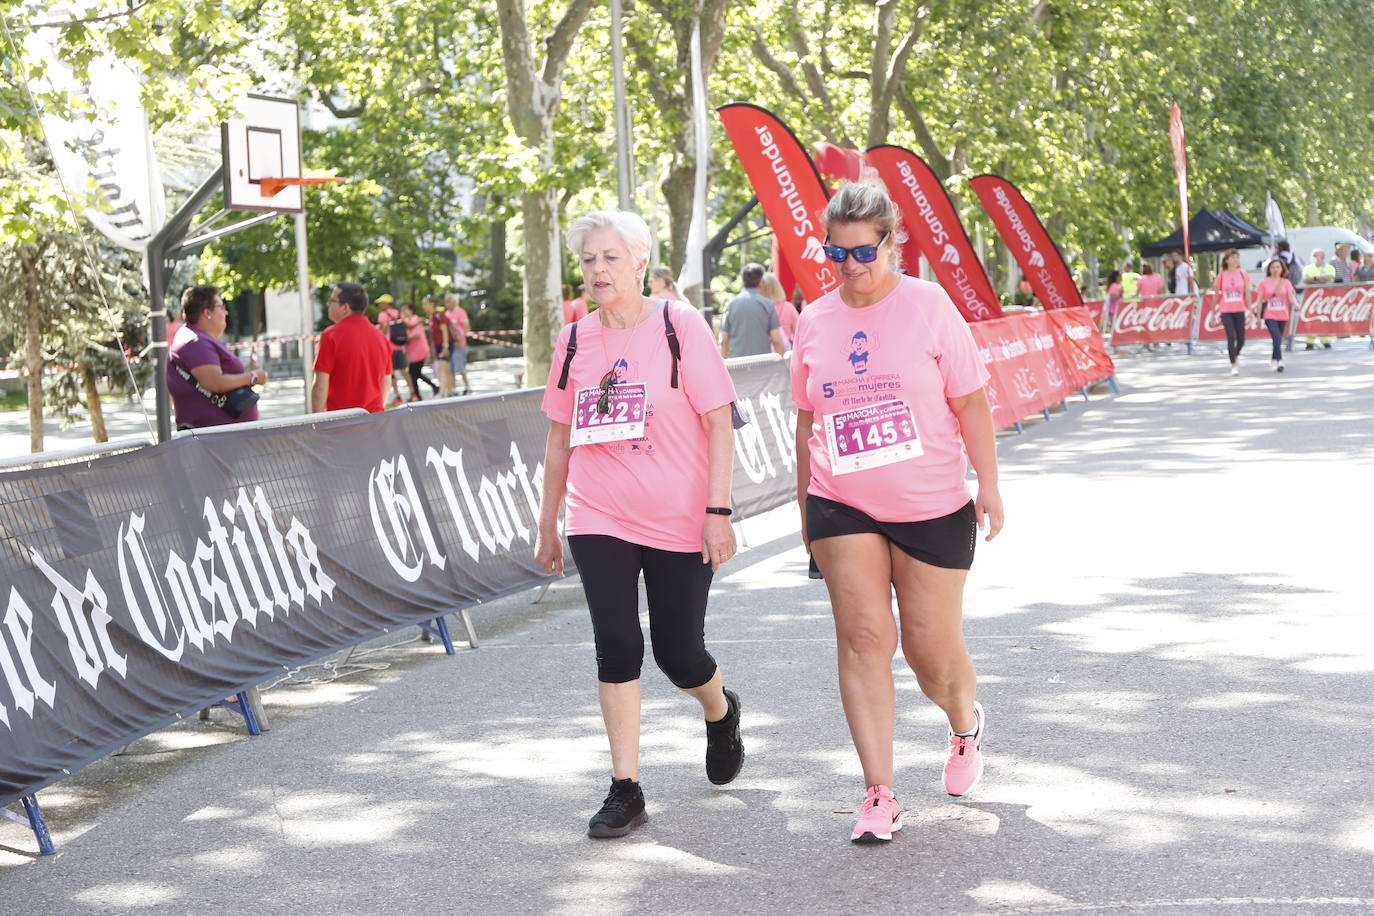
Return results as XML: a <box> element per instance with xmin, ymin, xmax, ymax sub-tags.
<box><xmin>535</xmin><ymin>209</ymin><xmax>744</xmax><ymax>838</ymax></box>
<box><xmin>792</xmin><ymin>180</ymin><xmax>1003</xmax><ymax>843</ymax></box>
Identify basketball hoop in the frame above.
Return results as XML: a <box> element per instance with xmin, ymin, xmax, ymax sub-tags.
<box><xmin>260</xmin><ymin>176</ymin><xmax>344</xmax><ymax>197</ymax></box>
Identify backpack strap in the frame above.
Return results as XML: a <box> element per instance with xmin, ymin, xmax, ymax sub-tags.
<box><xmin>662</xmin><ymin>301</ymin><xmax>681</xmax><ymax>389</ymax></box>
<box><xmin>556</xmin><ymin>321</ymin><xmax>578</xmax><ymax>390</ymax></box>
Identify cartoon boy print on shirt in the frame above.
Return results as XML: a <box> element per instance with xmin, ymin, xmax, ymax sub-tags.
<box><xmin>847</xmin><ymin>330</ymin><xmax>877</xmax><ymax>375</ymax></box>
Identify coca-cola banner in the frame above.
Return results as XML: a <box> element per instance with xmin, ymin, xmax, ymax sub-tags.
<box><xmin>968</xmin><ymin>308</ymin><xmax>1114</xmax><ymax>430</ymax></box>
<box><xmin>1195</xmin><ymin>293</ymin><xmax>1268</xmax><ymax>342</ymax></box>
<box><xmin>969</xmin><ymin>175</ymin><xmax>1083</xmax><ymax>311</ymax></box>
<box><xmin>718</xmin><ymin>103</ymin><xmax>839</xmax><ymax>303</ymax></box>
<box><xmin>1294</xmin><ymin>284</ymin><xmax>1374</xmax><ymax>337</ymax></box>
<box><xmin>867</xmin><ymin>146</ymin><xmax>1002</xmax><ymax>322</ymax></box>
<box><xmin>1082</xmin><ymin>298</ymin><xmax>1106</xmax><ymax>328</ymax></box>
<box><xmin>0</xmin><ymin>358</ymin><xmax>796</xmax><ymax>808</ymax></box>
<box><xmin>1110</xmin><ymin>295</ymin><xmax>1199</xmax><ymax>345</ymax></box>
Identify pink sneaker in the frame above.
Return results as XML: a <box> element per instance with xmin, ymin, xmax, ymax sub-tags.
<box><xmin>943</xmin><ymin>701</ymin><xmax>985</xmax><ymax>796</ymax></box>
<box><xmin>850</xmin><ymin>785</ymin><xmax>903</xmax><ymax>843</ymax></box>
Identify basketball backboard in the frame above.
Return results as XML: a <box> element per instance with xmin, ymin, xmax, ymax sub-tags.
<box><xmin>222</xmin><ymin>94</ymin><xmax>303</xmax><ymax>213</ymax></box>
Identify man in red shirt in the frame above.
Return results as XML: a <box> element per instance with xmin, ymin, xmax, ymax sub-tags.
<box><xmin>312</xmin><ymin>282</ymin><xmax>392</xmax><ymax>413</ymax></box>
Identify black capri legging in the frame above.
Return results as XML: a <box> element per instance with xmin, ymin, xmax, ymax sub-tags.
<box><xmin>568</xmin><ymin>534</ymin><xmax>717</xmax><ymax>688</ymax></box>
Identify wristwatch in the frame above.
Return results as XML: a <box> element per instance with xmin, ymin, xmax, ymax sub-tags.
<box><xmin>705</xmin><ymin>506</ymin><xmax>733</xmax><ymax>516</ymax></box>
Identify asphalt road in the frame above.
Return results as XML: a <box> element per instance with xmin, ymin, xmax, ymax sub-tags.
<box><xmin>2</xmin><ymin>342</ymin><xmax>1372</xmax><ymax>915</ymax></box>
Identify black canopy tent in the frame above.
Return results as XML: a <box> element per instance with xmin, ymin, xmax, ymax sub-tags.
<box><xmin>1140</xmin><ymin>209</ymin><xmax>1267</xmax><ymax>257</ymax></box>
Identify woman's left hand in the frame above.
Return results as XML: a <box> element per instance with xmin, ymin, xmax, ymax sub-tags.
<box><xmin>701</xmin><ymin>514</ymin><xmax>736</xmax><ymax>572</ymax></box>
<box><xmin>975</xmin><ymin>485</ymin><xmax>1004</xmax><ymax>542</ymax></box>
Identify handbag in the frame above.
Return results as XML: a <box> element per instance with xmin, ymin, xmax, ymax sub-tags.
<box><xmin>171</xmin><ymin>359</ymin><xmax>259</xmax><ymax>419</ymax></box>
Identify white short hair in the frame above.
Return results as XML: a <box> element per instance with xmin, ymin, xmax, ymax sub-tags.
<box><xmin>566</xmin><ymin>210</ymin><xmax>653</xmax><ymax>264</ymax></box>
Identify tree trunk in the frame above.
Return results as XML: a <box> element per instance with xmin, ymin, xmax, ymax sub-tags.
<box><xmin>521</xmin><ymin>187</ymin><xmax>562</xmax><ymax>387</ymax></box>
<box><xmin>495</xmin><ymin>0</ymin><xmax>596</xmax><ymax>387</ymax></box>
<box><xmin>22</xmin><ymin>252</ymin><xmax>44</xmax><ymax>454</ymax></box>
<box><xmin>84</xmin><ymin>365</ymin><xmax>108</xmax><ymax>443</ymax></box>
<box><xmin>661</xmin><ymin>162</ymin><xmax>695</xmax><ymax>280</ymax></box>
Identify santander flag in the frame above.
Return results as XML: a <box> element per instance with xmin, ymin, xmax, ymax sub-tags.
<box><xmin>1170</xmin><ymin>103</ymin><xmax>1190</xmax><ymax>260</ymax></box>
<box><xmin>718</xmin><ymin>103</ymin><xmax>840</xmax><ymax>302</ymax></box>
<box><xmin>867</xmin><ymin>145</ymin><xmax>1001</xmax><ymax>321</ymax></box>
<box><xmin>970</xmin><ymin>175</ymin><xmax>1082</xmax><ymax>311</ymax></box>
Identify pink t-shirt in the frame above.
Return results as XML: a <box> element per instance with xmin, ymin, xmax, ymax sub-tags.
<box><xmin>1136</xmin><ymin>274</ymin><xmax>1164</xmax><ymax>297</ymax></box>
<box><xmin>449</xmin><ymin>306</ymin><xmax>471</xmax><ymax>343</ymax></box>
<box><xmin>563</xmin><ymin>298</ymin><xmax>589</xmax><ymax>325</ymax></box>
<box><xmin>775</xmin><ymin>300</ymin><xmax>800</xmax><ymax>347</ymax></box>
<box><xmin>1215</xmin><ymin>269</ymin><xmax>1249</xmax><ymax>313</ymax></box>
<box><xmin>403</xmin><ymin>315</ymin><xmax>430</xmax><ymax>363</ymax></box>
<box><xmin>791</xmin><ymin>276</ymin><xmax>989</xmax><ymax>523</ymax></box>
<box><xmin>541</xmin><ymin>301</ymin><xmax>737</xmax><ymax>552</ymax></box>
<box><xmin>1255</xmin><ymin>278</ymin><xmax>1294</xmax><ymax>320</ymax></box>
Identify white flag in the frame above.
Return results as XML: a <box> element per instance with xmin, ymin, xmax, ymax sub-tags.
<box><xmin>678</xmin><ymin>19</ymin><xmax>710</xmax><ymax>294</ymax></box>
<box><xmin>1265</xmin><ymin>191</ymin><xmax>1286</xmax><ymax>242</ymax></box>
<box><xmin>25</xmin><ymin>6</ymin><xmax>166</xmax><ymax>251</ymax></box>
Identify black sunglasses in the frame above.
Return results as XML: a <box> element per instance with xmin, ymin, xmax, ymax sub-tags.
<box><xmin>596</xmin><ymin>369</ymin><xmax>614</xmax><ymax>415</ymax></box>
<box><xmin>823</xmin><ymin>232</ymin><xmax>890</xmax><ymax>264</ymax></box>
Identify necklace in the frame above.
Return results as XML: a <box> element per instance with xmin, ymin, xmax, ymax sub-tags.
<box><xmin>599</xmin><ymin>300</ymin><xmax>652</xmax><ymax>383</ymax></box>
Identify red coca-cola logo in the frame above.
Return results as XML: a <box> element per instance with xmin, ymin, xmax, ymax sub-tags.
<box><xmin>1301</xmin><ymin>286</ymin><xmax>1374</xmax><ymax>324</ymax></box>
<box><xmin>1113</xmin><ymin>297</ymin><xmax>1193</xmax><ymax>333</ymax></box>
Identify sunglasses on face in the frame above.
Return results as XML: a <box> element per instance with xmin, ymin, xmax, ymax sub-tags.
<box><xmin>823</xmin><ymin>232</ymin><xmax>890</xmax><ymax>264</ymax></box>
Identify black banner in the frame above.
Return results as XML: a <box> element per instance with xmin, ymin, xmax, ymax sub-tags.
<box><xmin>0</xmin><ymin>356</ymin><xmax>796</xmax><ymax>806</ymax></box>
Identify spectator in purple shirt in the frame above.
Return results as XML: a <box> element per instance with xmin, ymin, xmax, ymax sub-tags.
<box><xmin>167</xmin><ymin>285</ymin><xmax>266</xmax><ymax>429</ymax></box>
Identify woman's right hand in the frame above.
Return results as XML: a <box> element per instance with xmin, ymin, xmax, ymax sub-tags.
<box><xmin>535</xmin><ymin>525</ymin><xmax>564</xmax><ymax>577</ymax></box>
<box><xmin>255</xmin><ymin>367</ymin><xmax>270</xmax><ymax>385</ymax></box>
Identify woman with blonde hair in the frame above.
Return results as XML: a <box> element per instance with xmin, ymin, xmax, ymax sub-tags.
<box><xmin>760</xmin><ymin>273</ymin><xmax>799</xmax><ymax>349</ymax></box>
<box><xmin>792</xmin><ymin>180</ymin><xmax>1003</xmax><ymax>843</ymax></box>
<box><xmin>537</xmin><ymin>209</ymin><xmax>745</xmax><ymax>838</ymax></box>
<box><xmin>647</xmin><ymin>266</ymin><xmax>686</xmax><ymax>302</ymax></box>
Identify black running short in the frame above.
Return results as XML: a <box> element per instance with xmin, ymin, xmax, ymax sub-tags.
<box><xmin>806</xmin><ymin>494</ymin><xmax>976</xmax><ymax>570</ymax></box>
<box><xmin>390</xmin><ymin>349</ymin><xmax>407</xmax><ymax>371</ymax></box>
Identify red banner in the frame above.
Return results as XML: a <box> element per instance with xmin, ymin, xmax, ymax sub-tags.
<box><xmin>1295</xmin><ymin>284</ymin><xmax>1374</xmax><ymax>337</ymax></box>
<box><xmin>811</xmin><ymin>142</ymin><xmax>923</xmax><ymax>280</ymax></box>
<box><xmin>970</xmin><ymin>175</ymin><xmax>1083</xmax><ymax>311</ymax></box>
<box><xmin>718</xmin><ymin>103</ymin><xmax>839</xmax><ymax>303</ymax></box>
<box><xmin>1082</xmin><ymin>298</ymin><xmax>1106</xmax><ymax>328</ymax></box>
<box><xmin>867</xmin><ymin>145</ymin><xmax>1002</xmax><ymax>322</ymax></box>
<box><xmin>1110</xmin><ymin>295</ymin><xmax>1198</xmax><ymax>345</ymax></box>
<box><xmin>1195</xmin><ymin>294</ymin><xmax>1269</xmax><ymax>341</ymax></box>
<box><xmin>968</xmin><ymin>308</ymin><xmax>1114</xmax><ymax>430</ymax></box>
<box><xmin>1169</xmin><ymin>103</ymin><xmax>1190</xmax><ymax>260</ymax></box>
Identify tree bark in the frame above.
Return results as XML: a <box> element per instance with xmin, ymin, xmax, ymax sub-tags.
<box><xmin>495</xmin><ymin>0</ymin><xmax>596</xmax><ymax>388</ymax></box>
<box><xmin>489</xmin><ymin>195</ymin><xmax>508</xmax><ymax>299</ymax></box>
<box><xmin>22</xmin><ymin>249</ymin><xmax>44</xmax><ymax>454</ymax></box>
<box><xmin>83</xmin><ymin>365</ymin><xmax>108</xmax><ymax>443</ymax></box>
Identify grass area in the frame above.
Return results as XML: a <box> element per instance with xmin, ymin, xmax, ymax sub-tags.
<box><xmin>0</xmin><ymin>391</ymin><xmax>26</xmax><ymax>411</ymax></box>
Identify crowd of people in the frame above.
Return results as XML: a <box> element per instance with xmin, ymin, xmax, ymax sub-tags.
<box><xmin>535</xmin><ymin>181</ymin><xmax>1002</xmax><ymax>845</ymax></box>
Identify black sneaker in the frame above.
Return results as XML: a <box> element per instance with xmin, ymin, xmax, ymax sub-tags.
<box><xmin>587</xmin><ymin>777</ymin><xmax>646</xmax><ymax>838</ymax></box>
<box><xmin>705</xmin><ymin>688</ymin><xmax>745</xmax><ymax>785</ymax></box>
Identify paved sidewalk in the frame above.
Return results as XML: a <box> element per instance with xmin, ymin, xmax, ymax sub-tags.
<box><xmin>2</xmin><ymin>344</ymin><xmax>1373</xmax><ymax>914</ymax></box>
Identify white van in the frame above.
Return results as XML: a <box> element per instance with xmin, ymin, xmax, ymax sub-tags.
<box><xmin>1237</xmin><ymin>226</ymin><xmax>1374</xmax><ymax>282</ymax></box>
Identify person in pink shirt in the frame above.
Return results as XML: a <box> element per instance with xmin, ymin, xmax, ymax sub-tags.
<box><xmin>537</xmin><ymin>209</ymin><xmax>744</xmax><ymax>839</ymax></box>
<box><xmin>1256</xmin><ymin>257</ymin><xmax>1298</xmax><ymax>372</ymax></box>
<box><xmin>1136</xmin><ymin>262</ymin><xmax>1164</xmax><ymax>297</ymax></box>
<box><xmin>760</xmin><ymin>272</ymin><xmax>799</xmax><ymax>350</ymax></box>
<box><xmin>399</xmin><ymin>301</ymin><xmax>438</xmax><ymax>399</ymax></box>
<box><xmin>647</xmin><ymin>266</ymin><xmax>687</xmax><ymax>303</ymax></box>
<box><xmin>443</xmin><ymin>293</ymin><xmax>472</xmax><ymax>395</ymax></box>
<box><xmin>563</xmin><ymin>284</ymin><xmax>590</xmax><ymax>324</ymax></box>
<box><xmin>1103</xmin><ymin>270</ymin><xmax>1124</xmax><ymax>333</ymax></box>
<box><xmin>792</xmin><ymin>180</ymin><xmax>1003</xmax><ymax>844</ymax></box>
<box><xmin>375</xmin><ymin>295</ymin><xmax>414</xmax><ymax>406</ymax></box>
<box><xmin>1213</xmin><ymin>249</ymin><xmax>1253</xmax><ymax>376</ymax></box>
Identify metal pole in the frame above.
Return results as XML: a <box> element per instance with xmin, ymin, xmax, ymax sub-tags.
<box><xmin>147</xmin><ymin>245</ymin><xmax>172</xmax><ymax>443</ymax></box>
<box><xmin>609</xmin><ymin>0</ymin><xmax>634</xmax><ymax>210</ymax></box>
<box><xmin>295</xmin><ymin>212</ymin><xmax>314</xmax><ymax>412</ymax></box>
